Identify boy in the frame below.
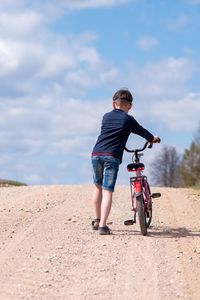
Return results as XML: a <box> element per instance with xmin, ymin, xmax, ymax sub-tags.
<box><xmin>91</xmin><ymin>88</ymin><xmax>160</xmax><ymax>235</ymax></box>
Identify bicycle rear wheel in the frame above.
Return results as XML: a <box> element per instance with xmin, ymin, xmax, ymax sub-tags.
<box><xmin>136</xmin><ymin>194</ymin><xmax>147</xmax><ymax>236</ymax></box>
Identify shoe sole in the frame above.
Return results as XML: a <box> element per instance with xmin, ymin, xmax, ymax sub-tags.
<box><xmin>98</xmin><ymin>226</ymin><xmax>111</xmax><ymax>235</ymax></box>
<box><xmin>99</xmin><ymin>232</ymin><xmax>110</xmax><ymax>235</ymax></box>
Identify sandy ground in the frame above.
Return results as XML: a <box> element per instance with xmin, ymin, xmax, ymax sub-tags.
<box><xmin>0</xmin><ymin>185</ymin><xmax>200</xmax><ymax>300</ymax></box>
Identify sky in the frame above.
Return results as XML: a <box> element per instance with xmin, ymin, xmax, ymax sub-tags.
<box><xmin>0</xmin><ymin>0</ymin><xmax>200</xmax><ymax>185</ymax></box>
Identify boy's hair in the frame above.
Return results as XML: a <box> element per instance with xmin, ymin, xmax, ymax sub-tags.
<box><xmin>113</xmin><ymin>88</ymin><xmax>133</xmax><ymax>104</ymax></box>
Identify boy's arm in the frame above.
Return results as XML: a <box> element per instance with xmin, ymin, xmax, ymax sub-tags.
<box><xmin>129</xmin><ymin>116</ymin><xmax>155</xmax><ymax>142</ymax></box>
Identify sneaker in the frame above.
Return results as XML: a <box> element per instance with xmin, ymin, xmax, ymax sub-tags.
<box><xmin>98</xmin><ymin>225</ymin><xmax>111</xmax><ymax>235</ymax></box>
<box><xmin>91</xmin><ymin>219</ymin><xmax>100</xmax><ymax>230</ymax></box>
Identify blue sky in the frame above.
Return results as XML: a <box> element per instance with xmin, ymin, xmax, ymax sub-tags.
<box><xmin>0</xmin><ymin>0</ymin><xmax>200</xmax><ymax>185</ymax></box>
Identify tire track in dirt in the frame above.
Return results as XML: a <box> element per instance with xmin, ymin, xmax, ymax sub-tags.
<box><xmin>112</xmin><ymin>233</ymin><xmax>161</xmax><ymax>300</ymax></box>
<box><xmin>0</xmin><ymin>186</ymin><xmax>71</xmax><ymax>299</ymax></box>
<box><xmin>110</xmin><ymin>187</ymin><xmax>200</xmax><ymax>300</ymax></box>
<box><xmin>157</xmin><ymin>188</ymin><xmax>200</xmax><ymax>299</ymax></box>
<box><xmin>0</xmin><ymin>186</ymin><xmax>199</xmax><ymax>299</ymax></box>
<box><xmin>148</xmin><ymin>188</ymin><xmax>200</xmax><ymax>300</ymax></box>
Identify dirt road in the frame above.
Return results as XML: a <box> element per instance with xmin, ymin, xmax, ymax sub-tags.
<box><xmin>0</xmin><ymin>185</ymin><xmax>199</xmax><ymax>300</ymax></box>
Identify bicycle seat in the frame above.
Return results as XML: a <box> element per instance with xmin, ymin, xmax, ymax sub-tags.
<box><xmin>127</xmin><ymin>163</ymin><xmax>145</xmax><ymax>171</ymax></box>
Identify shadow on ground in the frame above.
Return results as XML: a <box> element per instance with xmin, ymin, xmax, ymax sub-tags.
<box><xmin>112</xmin><ymin>226</ymin><xmax>200</xmax><ymax>238</ymax></box>
<box><xmin>148</xmin><ymin>226</ymin><xmax>200</xmax><ymax>238</ymax></box>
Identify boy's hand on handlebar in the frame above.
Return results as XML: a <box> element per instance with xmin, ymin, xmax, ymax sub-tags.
<box><xmin>152</xmin><ymin>136</ymin><xmax>161</xmax><ymax>143</ymax></box>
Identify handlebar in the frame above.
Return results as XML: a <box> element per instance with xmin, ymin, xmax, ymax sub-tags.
<box><xmin>124</xmin><ymin>141</ymin><xmax>151</xmax><ymax>153</ymax></box>
<box><xmin>125</xmin><ymin>139</ymin><xmax>161</xmax><ymax>162</ymax></box>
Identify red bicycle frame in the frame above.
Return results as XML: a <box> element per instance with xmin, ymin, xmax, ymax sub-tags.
<box><xmin>124</xmin><ymin>141</ymin><xmax>161</xmax><ymax>234</ymax></box>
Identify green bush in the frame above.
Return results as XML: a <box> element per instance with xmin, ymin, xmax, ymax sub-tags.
<box><xmin>0</xmin><ymin>179</ymin><xmax>27</xmax><ymax>187</ymax></box>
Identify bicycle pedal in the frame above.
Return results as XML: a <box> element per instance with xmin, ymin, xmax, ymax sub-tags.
<box><xmin>124</xmin><ymin>219</ymin><xmax>135</xmax><ymax>225</ymax></box>
<box><xmin>151</xmin><ymin>192</ymin><xmax>161</xmax><ymax>198</ymax></box>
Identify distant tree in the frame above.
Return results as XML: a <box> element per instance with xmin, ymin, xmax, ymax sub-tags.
<box><xmin>179</xmin><ymin>125</ymin><xmax>200</xmax><ymax>187</ymax></box>
<box><xmin>151</xmin><ymin>145</ymin><xmax>182</xmax><ymax>187</ymax></box>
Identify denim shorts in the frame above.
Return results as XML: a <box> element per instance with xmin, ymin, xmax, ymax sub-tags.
<box><xmin>91</xmin><ymin>156</ymin><xmax>120</xmax><ymax>192</ymax></box>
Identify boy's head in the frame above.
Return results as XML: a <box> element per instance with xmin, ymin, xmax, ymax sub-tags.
<box><xmin>113</xmin><ymin>88</ymin><xmax>133</xmax><ymax>112</ymax></box>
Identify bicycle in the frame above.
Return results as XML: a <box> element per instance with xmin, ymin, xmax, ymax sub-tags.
<box><xmin>124</xmin><ymin>141</ymin><xmax>161</xmax><ymax>236</ymax></box>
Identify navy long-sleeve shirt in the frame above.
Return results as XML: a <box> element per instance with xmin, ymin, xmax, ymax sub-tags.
<box><xmin>92</xmin><ymin>109</ymin><xmax>154</xmax><ymax>163</ymax></box>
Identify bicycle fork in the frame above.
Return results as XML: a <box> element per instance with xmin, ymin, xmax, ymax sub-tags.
<box><xmin>124</xmin><ymin>176</ymin><xmax>143</xmax><ymax>226</ymax></box>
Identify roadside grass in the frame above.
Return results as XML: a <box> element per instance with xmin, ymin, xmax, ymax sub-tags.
<box><xmin>194</xmin><ymin>181</ymin><xmax>200</xmax><ymax>191</ymax></box>
<box><xmin>0</xmin><ymin>179</ymin><xmax>27</xmax><ymax>187</ymax></box>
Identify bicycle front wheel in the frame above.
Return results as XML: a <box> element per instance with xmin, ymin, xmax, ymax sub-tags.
<box><xmin>146</xmin><ymin>197</ymin><xmax>152</xmax><ymax>228</ymax></box>
<box><xmin>136</xmin><ymin>194</ymin><xmax>147</xmax><ymax>236</ymax></box>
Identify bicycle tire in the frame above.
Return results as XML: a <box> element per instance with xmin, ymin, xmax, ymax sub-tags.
<box><xmin>136</xmin><ymin>194</ymin><xmax>147</xmax><ymax>236</ymax></box>
<box><xmin>146</xmin><ymin>197</ymin><xmax>152</xmax><ymax>228</ymax></box>
<box><xmin>145</xmin><ymin>182</ymin><xmax>152</xmax><ymax>228</ymax></box>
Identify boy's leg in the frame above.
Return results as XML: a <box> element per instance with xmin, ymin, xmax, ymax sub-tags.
<box><xmin>99</xmin><ymin>189</ymin><xmax>113</xmax><ymax>227</ymax></box>
<box><xmin>93</xmin><ymin>184</ymin><xmax>102</xmax><ymax>220</ymax></box>
<box><xmin>91</xmin><ymin>156</ymin><xmax>103</xmax><ymax>228</ymax></box>
<box><xmin>99</xmin><ymin>156</ymin><xmax>119</xmax><ymax>229</ymax></box>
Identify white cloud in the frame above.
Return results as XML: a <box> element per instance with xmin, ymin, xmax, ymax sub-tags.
<box><xmin>0</xmin><ymin>1</ymin><xmax>119</xmax><ymax>182</ymax></box>
<box><xmin>137</xmin><ymin>36</ymin><xmax>158</xmax><ymax>51</ymax></box>
<box><xmin>126</xmin><ymin>57</ymin><xmax>196</xmax><ymax>99</ymax></box>
<box><xmin>0</xmin><ymin>39</ymin><xmax>43</xmax><ymax>75</ymax></box>
<box><xmin>0</xmin><ymin>2</ymin><xmax>119</xmax><ymax>97</ymax></box>
<box><xmin>0</xmin><ymin>94</ymin><xmax>112</xmax><ymax>184</ymax></box>
<box><xmin>0</xmin><ymin>0</ymin><xmax>26</xmax><ymax>9</ymax></box>
<box><xmin>0</xmin><ymin>95</ymin><xmax>110</xmax><ymax>155</ymax></box>
<box><xmin>188</xmin><ymin>0</ymin><xmax>200</xmax><ymax>4</ymax></box>
<box><xmin>0</xmin><ymin>28</ymin><xmax>117</xmax><ymax>96</ymax></box>
<box><xmin>0</xmin><ymin>11</ymin><xmax>42</xmax><ymax>38</ymax></box>
<box><xmin>1</xmin><ymin>0</ymin><xmax>132</xmax><ymax>11</ymax></box>
<box><xmin>0</xmin><ymin>0</ymin><xmax>199</xmax><ymax>185</ymax></box>
<box><xmin>59</xmin><ymin>0</ymin><xmax>131</xmax><ymax>9</ymax></box>
<box><xmin>38</xmin><ymin>52</ymin><xmax>77</xmax><ymax>78</ymax></box>
<box><xmin>150</xmin><ymin>93</ymin><xmax>200</xmax><ymax>132</ymax></box>
<box><xmin>163</xmin><ymin>15</ymin><xmax>189</xmax><ymax>31</ymax></box>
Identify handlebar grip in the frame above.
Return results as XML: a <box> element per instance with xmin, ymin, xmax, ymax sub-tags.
<box><xmin>155</xmin><ymin>137</ymin><xmax>161</xmax><ymax>143</ymax></box>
